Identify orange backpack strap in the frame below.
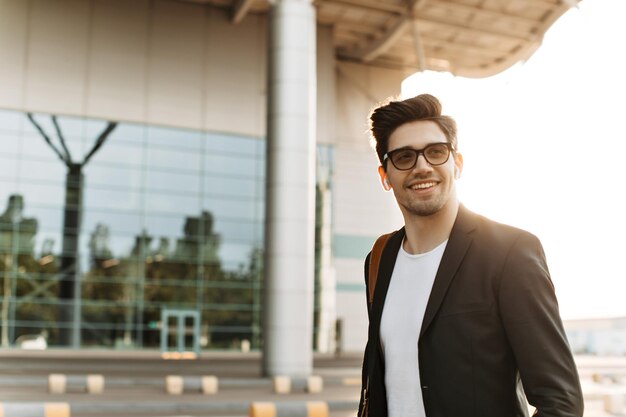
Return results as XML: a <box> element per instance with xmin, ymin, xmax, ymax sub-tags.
<box><xmin>368</xmin><ymin>233</ymin><xmax>393</xmax><ymax>304</ymax></box>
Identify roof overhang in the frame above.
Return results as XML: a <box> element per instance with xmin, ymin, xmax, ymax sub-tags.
<box><xmin>180</xmin><ymin>0</ymin><xmax>580</xmax><ymax>78</ymax></box>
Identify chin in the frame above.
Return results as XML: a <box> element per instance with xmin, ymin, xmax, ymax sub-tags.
<box><xmin>404</xmin><ymin>196</ymin><xmax>454</xmax><ymax>217</ymax></box>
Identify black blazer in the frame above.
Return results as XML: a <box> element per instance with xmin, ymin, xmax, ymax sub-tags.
<box><xmin>359</xmin><ymin>205</ymin><xmax>583</xmax><ymax>417</ymax></box>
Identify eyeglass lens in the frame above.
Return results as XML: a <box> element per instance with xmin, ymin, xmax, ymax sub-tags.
<box><xmin>389</xmin><ymin>143</ymin><xmax>450</xmax><ymax>170</ymax></box>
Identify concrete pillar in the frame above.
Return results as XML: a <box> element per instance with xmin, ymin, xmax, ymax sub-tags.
<box><xmin>263</xmin><ymin>0</ymin><xmax>317</xmax><ymax>377</ymax></box>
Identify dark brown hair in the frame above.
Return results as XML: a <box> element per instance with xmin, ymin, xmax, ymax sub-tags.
<box><xmin>369</xmin><ymin>94</ymin><xmax>458</xmax><ymax>168</ymax></box>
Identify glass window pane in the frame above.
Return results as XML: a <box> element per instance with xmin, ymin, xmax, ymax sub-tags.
<box><xmin>146</xmin><ymin>170</ymin><xmax>200</xmax><ymax>194</ymax></box>
<box><xmin>147</xmin><ymin>147</ymin><xmax>201</xmax><ymax>172</ymax></box>
<box><xmin>205</xmin><ymin>176</ymin><xmax>260</xmax><ymax>199</ymax></box>
<box><xmin>218</xmin><ymin>241</ymin><xmax>256</xmax><ymax>270</ymax></box>
<box><xmin>20</xmin><ymin>133</ymin><xmax>61</xmax><ymax>160</ymax></box>
<box><xmin>17</xmin><ymin>182</ymin><xmax>65</xmax><ymax>207</ymax></box>
<box><xmin>205</xmin><ymin>153</ymin><xmax>257</xmax><ymax>177</ymax></box>
<box><xmin>18</xmin><ymin>158</ymin><xmax>66</xmax><ymax>184</ymax></box>
<box><xmin>144</xmin><ymin>192</ymin><xmax>200</xmax><ymax>215</ymax></box>
<box><xmin>108</xmin><ymin>123</ymin><xmax>145</xmax><ymax>146</ymax></box>
<box><xmin>82</xmin><ymin>209</ymin><xmax>143</xmax><ymax>237</ymax></box>
<box><xmin>87</xmin><ymin>164</ymin><xmax>143</xmax><ymax>190</ymax></box>
<box><xmin>0</xmin><ymin>156</ymin><xmax>18</xmax><ymax>180</ymax></box>
<box><xmin>84</xmin><ymin>187</ymin><xmax>143</xmax><ymax>211</ymax></box>
<box><xmin>88</xmin><ymin>142</ymin><xmax>144</xmax><ymax>168</ymax></box>
<box><xmin>54</xmin><ymin>116</ymin><xmax>86</xmax><ymax>139</ymax></box>
<box><xmin>214</xmin><ymin>218</ymin><xmax>258</xmax><ymax>243</ymax></box>
<box><xmin>143</xmin><ymin>215</ymin><xmax>186</xmax><ymax>242</ymax></box>
<box><xmin>0</xmin><ymin>109</ymin><xmax>23</xmax><ymax>132</ymax></box>
<box><xmin>0</xmin><ymin>132</ymin><xmax>19</xmax><ymax>154</ymax></box>
<box><xmin>203</xmin><ymin>197</ymin><xmax>261</xmax><ymax>221</ymax></box>
<box><xmin>84</xmin><ymin>118</ymin><xmax>119</xmax><ymax>141</ymax></box>
<box><xmin>206</xmin><ymin>132</ymin><xmax>259</xmax><ymax>156</ymax></box>
<box><xmin>147</xmin><ymin>126</ymin><xmax>203</xmax><ymax>151</ymax></box>
<box><xmin>26</xmin><ymin>204</ymin><xmax>63</xmax><ymax>232</ymax></box>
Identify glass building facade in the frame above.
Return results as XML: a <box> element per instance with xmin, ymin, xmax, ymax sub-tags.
<box><xmin>0</xmin><ymin>109</ymin><xmax>333</xmax><ymax>351</ymax></box>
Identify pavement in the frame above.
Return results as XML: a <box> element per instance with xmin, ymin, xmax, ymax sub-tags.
<box><xmin>0</xmin><ymin>349</ymin><xmax>362</xmax><ymax>417</ymax></box>
<box><xmin>1</xmin><ymin>350</ymin><xmax>626</xmax><ymax>416</ymax></box>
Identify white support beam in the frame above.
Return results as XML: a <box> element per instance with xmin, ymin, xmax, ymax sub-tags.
<box><xmin>410</xmin><ymin>19</ymin><xmax>426</xmax><ymax>72</ymax></box>
<box><xmin>415</xmin><ymin>16</ymin><xmax>535</xmax><ymax>43</ymax></box>
<box><xmin>339</xmin><ymin>20</ymin><xmax>511</xmax><ymax>57</ymax></box>
<box><xmin>339</xmin><ymin>0</ymin><xmax>428</xmax><ymax>62</ymax></box>
<box><xmin>435</xmin><ymin>0</ymin><xmax>541</xmax><ymax>26</ymax></box>
<box><xmin>231</xmin><ymin>0</ymin><xmax>255</xmax><ymax>24</ymax></box>
<box><xmin>359</xmin><ymin>17</ymin><xmax>410</xmax><ymax>62</ymax></box>
<box><xmin>316</xmin><ymin>0</ymin><xmax>406</xmax><ymax>14</ymax></box>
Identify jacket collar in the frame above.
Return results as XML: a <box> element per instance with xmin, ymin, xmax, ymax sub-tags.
<box><xmin>420</xmin><ymin>204</ymin><xmax>476</xmax><ymax>338</ymax></box>
<box><xmin>369</xmin><ymin>204</ymin><xmax>477</xmax><ymax>342</ymax></box>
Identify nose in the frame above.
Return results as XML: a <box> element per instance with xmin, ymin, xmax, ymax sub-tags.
<box><xmin>412</xmin><ymin>153</ymin><xmax>433</xmax><ymax>173</ymax></box>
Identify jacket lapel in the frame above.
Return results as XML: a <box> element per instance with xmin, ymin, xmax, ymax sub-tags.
<box><xmin>419</xmin><ymin>205</ymin><xmax>476</xmax><ymax>339</ymax></box>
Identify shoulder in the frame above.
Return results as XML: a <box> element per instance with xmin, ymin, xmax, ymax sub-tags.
<box><xmin>460</xmin><ymin>205</ymin><xmax>541</xmax><ymax>248</ymax></box>
<box><xmin>457</xmin><ymin>206</ymin><xmax>546</xmax><ymax>268</ymax></box>
<box><xmin>459</xmin><ymin>207</ymin><xmax>553</xmax><ymax>292</ymax></box>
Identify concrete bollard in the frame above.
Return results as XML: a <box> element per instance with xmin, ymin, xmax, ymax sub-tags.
<box><xmin>0</xmin><ymin>402</ymin><xmax>70</xmax><ymax>417</ymax></box>
<box><xmin>341</xmin><ymin>377</ymin><xmax>360</xmax><ymax>386</ymax></box>
<box><xmin>165</xmin><ymin>375</ymin><xmax>184</xmax><ymax>395</ymax></box>
<box><xmin>165</xmin><ymin>375</ymin><xmax>219</xmax><ymax>395</ymax></box>
<box><xmin>249</xmin><ymin>401</ymin><xmax>328</xmax><ymax>417</ymax></box>
<box><xmin>86</xmin><ymin>375</ymin><xmax>105</xmax><ymax>394</ymax></box>
<box><xmin>161</xmin><ymin>351</ymin><xmax>197</xmax><ymax>360</ymax></box>
<box><xmin>48</xmin><ymin>374</ymin><xmax>66</xmax><ymax>394</ymax></box>
<box><xmin>603</xmin><ymin>394</ymin><xmax>625</xmax><ymax>414</ymax></box>
<box><xmin>272</xmin><ymin>376</ymin><xmax>324</xmax><ymax>394</ymax></box>
<box><xmin>306</xmin><ymin>376</ymin><xmax>323</xmax><ymax>393</ymax></box>
<box><xmin>241</xmin><ymin>339</ymin><xmax>251</xmax><ymax>353</ymax></box>
<box><xmin>201</xmin><ymin>376</ymin><xmax>219</xmax><ymax>394</ymax></box>
<box><xmin>48</xmin><ymin>374</ymin><xmax>104</xmax><ymax>394</ymax></box>
<box><xmin>273</xmin><ymin>376</ymin><xmax>292</xmax><ymax>394</ymax></box>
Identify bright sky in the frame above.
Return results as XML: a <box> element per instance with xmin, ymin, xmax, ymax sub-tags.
<box><xmin>402</xmin><ymin>0</ymin><xmax>626</xmax><ymax>320</ymax></box>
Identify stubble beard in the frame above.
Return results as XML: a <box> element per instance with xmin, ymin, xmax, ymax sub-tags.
<box><xmin>403</xmin><ymin>198</ymin><xmax>447</xmax><ymax>217</ymax></box>
<box><xmin>396</xmin><ymin>186</ymin><xmax>451</xmax><ymax>218</ymax></box>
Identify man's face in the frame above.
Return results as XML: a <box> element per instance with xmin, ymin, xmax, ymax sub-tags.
<box><xmin>378</xmin><ymin>120</ymin><xmax>463</xmax><ymax>218</ymax></box>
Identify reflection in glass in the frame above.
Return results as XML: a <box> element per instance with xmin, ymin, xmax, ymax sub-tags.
<box><xmin>0</xmin><ymin>108</ymin><xmax>332</xmax><ymax>351</ymax></box>
<box><xmin>25</xmin><ymin>113</ymin><xmax>118</xmax><ymax>347</ymax></box>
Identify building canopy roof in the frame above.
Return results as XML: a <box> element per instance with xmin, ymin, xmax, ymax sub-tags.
<box><xmin>183</xmin><ymin>0</ymin><xmax>579</xmax><ymax>78</ymax></box>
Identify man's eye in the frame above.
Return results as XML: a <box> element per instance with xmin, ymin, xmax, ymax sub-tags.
<box><xmin>426</xmin><ymin>145</ymin><xmax>447</xmax><ymax>158</ymax></box>
<box><xmin>395</xmin><ymin>151</ymin><xmax>414</xmax><ymax>162</ymax></box>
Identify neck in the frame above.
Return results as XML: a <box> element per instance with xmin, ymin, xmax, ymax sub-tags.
<box><xmin>402</xmin><ymin>199</ymin><xmax>460</xmax><ymax>255</ymax></box>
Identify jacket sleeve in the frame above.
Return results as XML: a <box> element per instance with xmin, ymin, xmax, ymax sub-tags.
<box><xmin>357</xmin><ymin>252</ymin><xmax>372</xmax><ymax>416</ymax></box>
<box><xmin>498</xmin><ymin>232</ymin><xmax>584</xmax><ymax>417</ymax></box>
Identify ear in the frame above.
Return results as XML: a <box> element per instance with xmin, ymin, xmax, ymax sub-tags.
<box><xmin>378</xmin><ymin>165</ymin><xmax>392</xmax><ymax>191</ymax></box>
<box><xmin>453</xmin><ymin>152</ymin><xmax>464</xmax><ymax>179</ymax></box>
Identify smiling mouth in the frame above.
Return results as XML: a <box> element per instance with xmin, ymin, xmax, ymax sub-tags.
<box><xmin>410</xmin><ymin>182</ymin><xmax>436</xmax><ymax>190</ymax></box>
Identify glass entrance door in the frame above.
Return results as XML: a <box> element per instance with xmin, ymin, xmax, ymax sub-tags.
<box><xmin>160</xmin><ymin>309</ymin><xmax>200</xmax><ymax>356</ymax></box>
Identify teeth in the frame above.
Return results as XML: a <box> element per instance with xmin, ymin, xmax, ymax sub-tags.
<box><xmin>411</xmin><ymin>182</ymin><xmax>435</xmax><ymax>190</ymax></box>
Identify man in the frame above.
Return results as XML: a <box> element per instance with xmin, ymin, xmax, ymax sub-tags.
<box><xmin>358</xmin><ymin>94</ymin><xmax>583</xmax><ymax>417</ymax></box>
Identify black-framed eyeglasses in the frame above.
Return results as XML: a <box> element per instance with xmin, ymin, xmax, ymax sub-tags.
<box><xmin>383</xmin><ymin>143</ymin><xmax>453</xmax><ymax>171</ymax></box>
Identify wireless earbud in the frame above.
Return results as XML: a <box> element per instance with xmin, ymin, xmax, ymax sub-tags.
<box><xmin>383</xmin><ymin>177</ymin><xmax>391</xmax><ymax>191</ymax></box>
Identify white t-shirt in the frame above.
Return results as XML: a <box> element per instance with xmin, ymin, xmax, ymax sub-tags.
<box><xmin>380</xmin><ymin>239</ymin><xmax>447</xmax><ymax>417</ymax></box>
